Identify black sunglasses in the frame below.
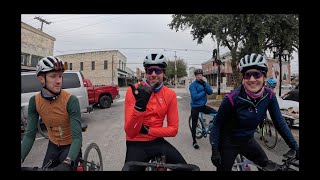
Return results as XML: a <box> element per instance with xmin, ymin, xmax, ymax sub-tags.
<box><xmin>243</xmin><ymin>71</ymin><xmax>263</xmax><ymax>80</ymax></box>
<box><xmin>146</xmin><ymin>67</ymin><xmax>163</xmax><ymax>75</ymax></box>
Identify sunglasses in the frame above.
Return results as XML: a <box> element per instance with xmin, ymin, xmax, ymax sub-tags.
<box><xmin>146</xmin><ymin>67</ymin><xmax>163</xmax><ymax>75</ymax></box>
<box><xmin>243</xmin><ymin>71</ymin><xmax>264</xmax><ymax>80</ymax></box>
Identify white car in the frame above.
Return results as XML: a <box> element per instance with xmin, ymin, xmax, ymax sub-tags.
<box><xmin>281</xmin><ymin>84</ymin><xmax>292</xmax><ymax>89</ymax></box>
<box><xmin>266</xmin><ymin>97</ymin><xmax>299</xmax><ymax>128</ymax></box>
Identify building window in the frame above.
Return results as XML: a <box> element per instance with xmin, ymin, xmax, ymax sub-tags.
<box><xmin>92</xmin><ymin>61</ymin><xmax>95</xmax><ymax>70</ymax></box>
<box><xmin>70</xmin><ymin>63</ymin><xmax>73</xmax><ymax>70</ymax></box>
<box><xmin>119</xmin><ymin>60</ymin><xmax>121</xmax><ymax>69</ymax></box>
<box><xmin>104</xmin><ymin>60</ymin><xmax>108</xmax><ymax>70</ymax></box>
<box><xmin>30</xmin><ymin>55</ymin><xmax>42</xmax><ymax>67</ymax></box>
<box><xmin>21</xmin><ymin>53</ymin><xmax>28</xmax><ymax>66</ymax></box>
<box><xmin>80</xmin><ymin>62</ymin><xmax>83</xmax><ymax>71</ymax></box>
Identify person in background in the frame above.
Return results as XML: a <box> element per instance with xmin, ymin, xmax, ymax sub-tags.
<box><xmin>265</xmin><ymin>77</ymin><xmax>277</xmax><ymax>93</ymax></box>
<box><xmin>189</xmin><ymin>69</ymin><xmax>217</xmax><ymax>149</ymax></box>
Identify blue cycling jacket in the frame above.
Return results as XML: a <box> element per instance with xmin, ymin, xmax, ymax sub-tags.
<box><xmin>210</xmin><ymin>85</ymin><xmax>299</xmax><ymax>151</ymax></box>
<box><xmin>189</xmin><ymin>80</ymin><xmax>213</xmax><ymax>107</ymax></box>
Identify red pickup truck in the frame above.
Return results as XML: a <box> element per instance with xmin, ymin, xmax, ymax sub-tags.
<box><xmin>85</xmin><ymin>78</ymin><xmax>120</xmax><ymax>109</ymax></box>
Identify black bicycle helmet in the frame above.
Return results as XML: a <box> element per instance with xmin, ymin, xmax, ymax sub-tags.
<box><xmin>194</xmin><ymin>69</ymin><xmax>203</xmax><ymax>75</ymax></box>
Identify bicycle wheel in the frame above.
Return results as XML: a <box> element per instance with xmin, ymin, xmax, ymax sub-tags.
<box><xmin>263</xmin><ymin>119</ymin><xmax>278</xmax><ymax>149</ymax></box>
<box><xmin>83</xmin><ymin>142</ymin><xmax>103</xmax><ymax>171</ymax></box>
<box><xmin>38</xmin><ymin>118</ymin><xmax>49</xmax><ymax>139</ymax></box>
<box><xmin>232</xmin><ymin>155</ymin><xmax>244</xmax><ymax>171</ymax></box>
<box><xmin>188</xmin><ymin>115</ymin><xmax>204</xmax><ymax>139</ymax></box>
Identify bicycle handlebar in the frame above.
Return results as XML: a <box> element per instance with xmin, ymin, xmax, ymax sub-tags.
<box><xmin>281</xmin><ymin>157</ymin><xmax>299</xmax><ymax>168</ymax></box>
<box><xmin>21</xmin><ymin>167</ymin><xmax>54</xmax><ymax>171</ymax></box>
<box><xmin>123</xmin><ymin>161</ymin><xmax>200</xmax><ymax>171</ymax></box>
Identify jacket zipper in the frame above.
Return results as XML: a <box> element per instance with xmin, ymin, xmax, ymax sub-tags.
<box><xmin>238</xmin><ymin>93</ymin><xmax>269</xmax><ymax>113</ymax></box>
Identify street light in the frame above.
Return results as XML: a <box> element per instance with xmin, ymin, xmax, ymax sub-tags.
<box><xmin>212</xmin><ymin>49</ymin><xmax>225</xmax><ymax>99</ymax></box>
<box><xmin>272</xmin><ymin>47</ymin><xmax>290</xmax><ymax>96</ymax></box>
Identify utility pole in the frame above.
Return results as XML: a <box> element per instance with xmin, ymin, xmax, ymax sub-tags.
<box><xmin>174</xmin><ymin>51</ymin><xmax>177</xmax><ymax>89</ymax></box>
<box><xmin>34</xmin><ymin>16</ymin><xmax>51</xmax><ymax>31</ymax></box>
<box><xmin>213</xmin><ymin>38</ymin><xmax>224</xmax><ymax>100</ymax></box>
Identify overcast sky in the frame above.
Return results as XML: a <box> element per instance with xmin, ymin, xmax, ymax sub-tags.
<box><xmin>21</xmin><ymin>14</ymin><xmax>299</xmax><ymax>74</ymax></box>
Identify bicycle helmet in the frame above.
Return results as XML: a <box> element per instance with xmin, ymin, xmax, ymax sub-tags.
<box><xmin>266</xmin><ymin>78</ymin><xmax>277</xmax><ymax>88</ymax></box>
<box><xmin>194</xmin><ymin>69</ymin><xmax>203</xmax><ymax>75</ymax></box>
<box><xmin>143</xmin><ymin>53</ymin><xmax>167</xmax><ymax>69</ymax></box>
<box><xmin>239</xmin><ymin>53</ymin><xmax>268</xmax><ymax>74</ymax></box>
<box><xmin>36</xmin><ymin>56</ymin><xmax>65</xmax><ymax>76</ymax></box>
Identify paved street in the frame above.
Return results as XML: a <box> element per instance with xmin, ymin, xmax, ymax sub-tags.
<box><xmin>21</xmin><ymin>86</ymin><xmax>298</xmax><ymax>171</ymax></box>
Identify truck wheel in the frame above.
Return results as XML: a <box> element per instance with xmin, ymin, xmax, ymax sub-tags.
<box><xmin>99</xmin><ymin>95</ymin><xmax>111</xmax><ymax>109</ymax></box>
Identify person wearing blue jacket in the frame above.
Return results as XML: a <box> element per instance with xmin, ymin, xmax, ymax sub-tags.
<box><xmin>210</xmin><ymin>53</ymin><xmax>299</xmax><ymax>171</ymax></box>
<box><xmin>189</xmin><ymin>69</ymin><xmax>217</xmax><ymax>149</ymax></box>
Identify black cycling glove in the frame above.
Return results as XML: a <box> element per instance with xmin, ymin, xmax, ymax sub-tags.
<box><xmin>53</xmin><ymin>162</ymin><xmax>72</xmax><ymax>171</ymax></box>
<box><xmin>128</xmin><ymin>82</ymin><xmax>159</xmax><ymax>112</ymax></box>
<box><xmin>211</xmin><ymin>147</ymin><xmax>221</xmax><ymax>167</ymax></box>
<box><xmin>140</xmin><ymin>124</ymin><xmax>149</xmax><ymax>134</ymax></box>
<box><xmin>198</xmin><ymin>79</ymin><xmax>206</xmax><ymax>87</ymax></box>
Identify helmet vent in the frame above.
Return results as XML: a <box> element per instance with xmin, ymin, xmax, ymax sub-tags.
<box><xmin>151</xmin><ymin>54</ymin><xmax>157</xmax><ymax>60</ymax></box>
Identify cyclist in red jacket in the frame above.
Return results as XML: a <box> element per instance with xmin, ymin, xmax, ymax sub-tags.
<box><xmin>123</xmin><ymin>53</ymin><xmax>187</xmax><ymax>171</ymax></box>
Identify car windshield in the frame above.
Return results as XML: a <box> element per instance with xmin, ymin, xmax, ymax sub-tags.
<box><xmin>282</xmin><ymin>89</ymin><xmax>299</xmax><ymax>102</ymax></box>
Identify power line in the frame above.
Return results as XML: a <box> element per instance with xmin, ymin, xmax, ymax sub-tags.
<box><xmin>52</xmin><ymin>15</ymin><xmax>128</xmax><ymax>36</ymax></box>
<box><xmin>55</xmin><ymin>47</ymin><xmax>212</xmax><ymax>53</ymax></box>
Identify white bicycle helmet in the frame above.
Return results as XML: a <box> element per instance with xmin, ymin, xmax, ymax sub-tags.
<box><xmin>239</xmin><ymin>53</ymin><xmax>268</xmax><ymax>74</ymax></box>
<box><xmin>36</xmin><ymin>56</ymin><xmax>65</xmax><ymax>76</ymax></box>
<box><xmin>143</xmin><ymin>53</ymin><xmax>167</xmax><ymax>68</ymax></box>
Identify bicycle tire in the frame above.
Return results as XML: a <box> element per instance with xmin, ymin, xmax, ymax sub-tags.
<box><xmin>38</xmin><ymin>118</ymin><xmax>49</xmax><ymax>139</ymax></box>
<box><xmin>263</xmin><ymin>119</ymin><xmax>278</xmax><ymax>149</ymax></box>
<box><xmin>188</xmin><ymin>115</ymin><xmax>205</xmax><ymax>139</ymax></box>
<box><xmin>83</xmin><ymin>142</ymin><xmax>103</xmax><ymax>171</ymax></box>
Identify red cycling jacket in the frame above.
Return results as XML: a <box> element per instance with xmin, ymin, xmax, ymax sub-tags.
<box><xmin>124</xmin><ymin>82</ymin><xmax>179</xmax><ymax>141</ymax></box>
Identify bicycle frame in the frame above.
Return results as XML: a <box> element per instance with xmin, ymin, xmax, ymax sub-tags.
<box><xmin>233</xmin><ymin>154</ymin><xmax>299</xmax><ymax>171</ymax></box>
<box><xmin>191</xmin><ymin>112</ymin><xmax>216</xmax><ymax>139</ymax></box>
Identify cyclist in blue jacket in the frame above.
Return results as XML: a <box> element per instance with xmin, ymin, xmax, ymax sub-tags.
<box><xmin>189</xmin><ymin>69</ymin><xmax>217</xmax><ymax>149</ymax></box>
<box><xmin>210</xmin><ymin>53</ymin><xmax>299</xmax><ymax>171</ymax></box>
<box><xmin>265</xmin><ymin>77</ymin><xmax>277</xmax><ymax>93</ymax></box>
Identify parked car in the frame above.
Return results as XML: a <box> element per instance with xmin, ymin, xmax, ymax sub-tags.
<box><xmin>85</xmin><ymin>78</ymin><xmax>120</xmax><ymax>109</ymax></box>
<box><xmin>267</xmin><ymin>88</ymin><xmax>299</xmax><ymax>128</ymax></box>
<box><xmin>281</xmin><ymin>84</ymin><xmax>292</xmax><ymax>89</ymax></box>
<box><xmin>282</xmin><ymin>88</ymin><xmax>299</xmax><ymax>102</ymax></box>
<box><xmin>21</xmin><ymin>70</ymin><xmax>93</xmax><ymax>123</ymax></box>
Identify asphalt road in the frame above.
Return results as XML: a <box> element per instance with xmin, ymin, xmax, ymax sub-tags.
<box><xmin>21</xmin><ymin>87</ymin><xmax>299</xmax><ymax>171</ymax></box>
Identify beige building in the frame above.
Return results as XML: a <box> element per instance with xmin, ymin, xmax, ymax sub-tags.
<box><xmin>136</xmin><ymin>68</ymin><xmax>145</xmax><ymax>81</ymax></box>
<box><xmin>21</xmin><ymin>22</ymin><xmax>55</xmax><ymax>71</ymax></box>
<box><xmin>57</xmin><ymin>50</ymin><xmax>128</xmax><ymax>86</ymax></box>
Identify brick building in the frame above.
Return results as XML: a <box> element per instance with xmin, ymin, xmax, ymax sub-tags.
<box><xmin>202</xmin><ymin>53</ymin><xmax>291</xmax><ymax>87</ymax></box>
